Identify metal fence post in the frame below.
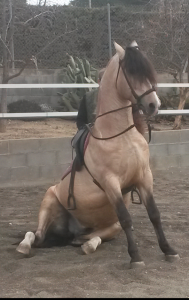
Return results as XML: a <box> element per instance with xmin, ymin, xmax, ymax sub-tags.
<box><xmin>107</xmin><ymin>3</ymin><xmax>112</xmax><ymax>59</ymax></box>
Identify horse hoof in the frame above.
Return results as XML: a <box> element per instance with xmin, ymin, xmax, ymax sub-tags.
<box><xmin>81</xmin><ymin>237</ymin><xmax>101</xmax><ymax>255</ymax></box>
<box><xmin>16</xmin><ymin>232</ymin><xmax>35</xmax><ymax>255</ymax></box>
<box><xmin>130</xmin><ymin>261</ymin><xmax>145</xmax><ymax>269</ymax></box>
<box><xmin>16</xmin><ymin>242</ymin><xmax>31</xmax><ymax>255</ymax></box>
<box><xmin>165</xmin><ymin>254</ymin><xmax>180</xmax><ymax>263</ymax></box>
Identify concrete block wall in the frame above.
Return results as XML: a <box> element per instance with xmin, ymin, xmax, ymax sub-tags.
<box><xmin>149</xmin><ymin>129</ymin><xmax>189</xmax><ymax>170</ymax></box>
<box><xmin>0</xmin><ymin>137</ymin><xmax>72</xmax><ymax>187</ymax></box>
<box><xmin>0</xmin><ymin>129</ymin><xmax>189</xmax><ymax>187</ymax></box>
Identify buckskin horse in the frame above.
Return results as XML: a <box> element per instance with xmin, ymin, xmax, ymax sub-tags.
<box><xmin>16</xmin><ymin>41</ymin><xmax>179</xmax><ymax>268</ymax></box>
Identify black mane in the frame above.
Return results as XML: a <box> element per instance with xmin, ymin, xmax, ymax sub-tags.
<box><xmin>123</xmin><ymin>46</ymin><xmax>157</xmax><ymax>85</ymax></box>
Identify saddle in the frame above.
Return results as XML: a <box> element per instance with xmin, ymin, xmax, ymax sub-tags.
<box><xmin>71</xmin><ymin>127</ymin><xmax>90</xmax><ymax>171</ymax></box>
<box><xmin>66</xmin><ymin>126</ymin><xmax>90</xmax><ymax>210</ymax></box>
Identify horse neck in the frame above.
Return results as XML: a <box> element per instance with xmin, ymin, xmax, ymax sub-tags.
<box><xmin>95</xmin><ymin>57</ymin><xmax>134</xmax><ymax>134</ymax></box>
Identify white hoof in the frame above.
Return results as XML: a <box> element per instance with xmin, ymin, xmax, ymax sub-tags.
<box><xmin>130</xmin><ymin>261</ymin><xmax>145</xmax><ymax>269</ymax></box>
<box><xmin>16</xmin><ymin>232</ymin><xmax>35</xmax><ymax>255</ymax></box>
<box><xmin>16</xmin><ymin>243</ymin><xmax>31</xmax><ymax>255</ymax></box>
<box><xmin>165</xmin><ymin>254</ymin><xmax>180</xmax><ymax>262</ymax></box>
<box><xmin>81</xmin><ymin>237</ymin><xmax>101</xmax><ymax>255</ymax></box>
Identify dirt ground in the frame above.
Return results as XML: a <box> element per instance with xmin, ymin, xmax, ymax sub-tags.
<box><xmin>0</xmin><ymin>168</ymin><xmax>189</xmax><ymax>298</ymax></box>
<box><xmin>1</xmin><ymin>116</ymin><xmax>189</xmax><ymax>140</ymax></box>
<box><xmin>0</xmin><ymin>118</ymin><xmax>78</xmax><ymax>140</ymax></box>
<box><xmin>1</xmin><ymin>117</ymin><xmax>189</xmax><ymax>298</ymax></box>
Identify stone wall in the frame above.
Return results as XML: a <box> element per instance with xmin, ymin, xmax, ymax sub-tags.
<box><xmin>1</xmin><ymin>130</ymin><xmax>189</xmax><ymax>187</ymax></box>
<box><xmin>0</xmin><ymin>137</ymin><xmax>72</xmax><ymax>187</ymax></box>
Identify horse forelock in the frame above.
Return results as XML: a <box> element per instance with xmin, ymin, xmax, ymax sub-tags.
<box><xmin>123</xmin><ymin>47</ymin><xmax>157</xmax><ymax>86</ymax></box>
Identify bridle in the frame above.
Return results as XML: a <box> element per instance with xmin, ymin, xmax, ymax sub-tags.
<box><xmin>86</xmin><ymin>56</ymin><xmax>156</xmax><ymax>141</ymax></box>
<box><xmin>118</xmin><ymin>59</ymin><xmax>156</xmax><ymax>106</ymax></box>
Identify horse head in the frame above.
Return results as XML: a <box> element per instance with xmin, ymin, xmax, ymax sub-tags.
<box><xmin>114</xmin><ymin>41</ymin><xmax>161</xmax><ymax>116</ymax></box>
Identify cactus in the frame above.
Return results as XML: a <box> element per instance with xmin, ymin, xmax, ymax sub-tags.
<box><xmin>57</xmin><ymin>54</ymin><xmax>99</xmax><ymax>112</ymax></box>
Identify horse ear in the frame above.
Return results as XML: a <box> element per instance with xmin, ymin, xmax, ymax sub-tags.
<box><xmin>114</xmin><ymin>41</ymin><xmax>125</xmax><ymax>60</ymax></box>
<box><xmin>130</xmin><ymin>40</ymin><xmax>139</xmax><ymax>49</ymax></box>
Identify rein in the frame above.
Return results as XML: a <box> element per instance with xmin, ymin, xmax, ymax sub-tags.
<box><xmin>86</xmin><ymin>103</ymin><xmax>137</xmax><ymax>141</ymax></box>
<box><xmin>86</xmin><ymin>124</ymin><xmax>135</xmax><ymax>141</ymax></box>
<box><xmin>97</xmin><ymin>103</ymin><xmax>133</xmax><ymax>118</ymax></box>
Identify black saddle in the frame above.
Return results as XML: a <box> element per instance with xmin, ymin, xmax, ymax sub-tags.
<box><xmin>67</xmin><ymin>126</ymin><xmax>90</xmax><ymax>210</ymax></box>
<box><xmin>71</xmin><ymin>126</ymin><xmax>89</xmax><ymax>171</ymax></box>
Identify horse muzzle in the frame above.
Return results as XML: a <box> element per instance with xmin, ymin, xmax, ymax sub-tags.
<box><xmin>139</xmin><ymin>102</ymin><xmax>159</xmax><ymax>117</ymax></box>
<box><xmin>148</xmin><ymin>102</ymin><xmax>159</xmax><ymax>116</ymax></box>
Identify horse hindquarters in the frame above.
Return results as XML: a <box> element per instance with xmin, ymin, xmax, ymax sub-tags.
<box><xmin>34</xmin><ymin>187</ymin><xmax>72</xmax><ymax>247</ymax></box>
<box><xmin>16</xmin><ymin>186</ymin><xmax>86</xmax><ymax>255</ymax></box>
<box><xmin>55</xmin><ymin>170</ymin><xmax>132</xmax><ymax>255</ymax></box>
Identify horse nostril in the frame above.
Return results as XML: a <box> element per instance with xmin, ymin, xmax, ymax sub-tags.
<box><xmin>149</xmin><ymin>103</ymin><xmax>155</xmax><ymax>110</ymax></box>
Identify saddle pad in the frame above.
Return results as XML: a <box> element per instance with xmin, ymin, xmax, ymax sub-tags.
<box><xmin>61</xmin><ymin>132</ymin><xmax>90</xmax><ymax>181</ymax></box>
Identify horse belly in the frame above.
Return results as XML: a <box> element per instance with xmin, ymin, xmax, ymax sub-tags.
<box><xmin>54</xmin><ymin>170</ymin><xmax>119</xmax><ymax>230</ymax></box>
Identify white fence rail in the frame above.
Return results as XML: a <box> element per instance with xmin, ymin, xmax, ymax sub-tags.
<box><xmin>0</xmin><ymin>112</ymin><xmax>78</xmax><ymax>119</ymax></box>
<box><xmin>0</xmin><ymin>83</ymin><xmax>189</xmax><ymax>119</ymax></box>
<box><xmin>0</xmin><ymin>83</ymin><xmax>188</xmax><ymax>88</ymax></box>
<box><xmin>0</xmin><ymin>83</ymin><xmax>99</xmax><ymax>89</ymax></box>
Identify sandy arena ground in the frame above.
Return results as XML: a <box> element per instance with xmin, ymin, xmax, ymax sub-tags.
<box><xmin>1</xmin><ymin>116</ymin><xmax>189</xmax><ymax>140</ymax></box>
<box><xmin>0</xmin><ymin>119</ymin><xmax>78</xmax><ymax>140</ymax></box>
<box><xmin>0</xmin><ymin>169</ymin><xmax>189</xmax><ymax>298</ymax></box>
<box><xmin>0</xmin><ymin>119</ymin><xmax>189</xmax><ymax>298</ymax></box>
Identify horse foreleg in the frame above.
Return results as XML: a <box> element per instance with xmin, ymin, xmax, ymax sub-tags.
<box><xmin>137</xmin><ymin>169</ymin><xmax>179</xmax><ymax>262</ymax></box>
<box><xmin>81</xmin><ymin>222</ymin><xmax>122</xmax><ymax>254</ymax></box>
<box><xmin>102</xmin><ymin>178</ymin><xmax>144</xmax><ymax>268</ymax></box>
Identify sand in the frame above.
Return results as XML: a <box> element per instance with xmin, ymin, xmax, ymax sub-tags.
<box><xmin>0</xmin><ymin>118</ymin><xmax>189</xmax><ymax>298</ymax></box>
<box><xmin>0</xmin><ymin>168</ymin><xmax>189</xmax><ymax>298</ymax></box>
